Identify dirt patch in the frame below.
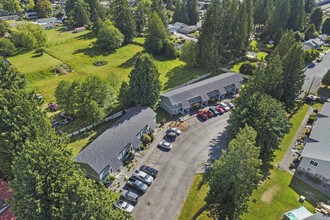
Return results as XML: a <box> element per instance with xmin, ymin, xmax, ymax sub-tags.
<box><xmin>261</xmin><ymin>185</ymin><xmax>281</xmax><ymax>204</ymax></box>
<box><xmin>169</xmin><ymin>120</ymin><xmax>189</xmax><ymax>131</ymax></box>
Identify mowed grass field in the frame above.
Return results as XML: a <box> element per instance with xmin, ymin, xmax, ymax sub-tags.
<box><xmin>8</xmin><ymin>27</ymin><xmax>208</xmax><ymax>103</ymax></box>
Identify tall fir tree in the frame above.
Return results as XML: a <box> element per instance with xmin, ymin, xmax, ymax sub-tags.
<box><xmin>305</xmin><ymin>0</ymin><xmax>315</xmax><ymax>13</ymax></box>
<box><xmin>187</xmin><ymin>0</ymin><xmax>199</xmax><ymax>25</ymax></box>
<box><xmin>128</xmin><ymin>53</ymin><xmax>162</xmax><ymax>107</ymax></box>
<box><xmin>264</xmin><ymin>0</ymin><xmax>290</xmax><ymax>36</ymax></box>
<box><xmin>253</xmin><ymin>0</ymin><xmax>272</xmax><ymax>25</ymax></box>
<box><xmin>288</xmin><ymin>0</ymin><xmax>305</xmax><ymax>31</ymax></box>
<box><xmin>281</xmin><ymin>43</ymin><xmax>305</xmax><ymax>109</ymax></box>
<box><xmin>0</xmin><ymin>59</ymin><xmax>26</xmax><ymax>91</ymax></box>
<box><xmin>273</xmin><ymin>30</ymin><xmax>297</xmax><ymax>58</ymax></box>
<box><xmin>310</xmin><ymin>7</ymin><xmax>323</xmax><ymax>31</ymax></box>
<box><xmin>206</xmin><ymin>126</ymin><xmax>262</xmax><ymax>220</ymax></box>
<box><xmin>67</xmin><ymin>0</ymin><xmax>91</xmax><ymax>27</ymax></box>
<box><xmin>111</xmin><ymin>0</ymin><xmax>137</xmax><ymax>42</ymax></box>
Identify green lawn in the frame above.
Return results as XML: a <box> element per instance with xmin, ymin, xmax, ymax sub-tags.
<box><xmin>231</xmin><ymin>61</ymin><xmax>256</xmax><ymax>73</ymax></box>
<box><xmin>179</xmin><ymin>104</ymin><xmax>330</xmax><ymax>220</ymax></box>
<box><xmin>257</xmin><ymin>52</ymin><xmax>268</xmax><ymax>61</ymax></box>
<box><xmin>8</xmin><ymin>29</ymin><xmax>207</xmax><ymax>104</ymax></box>
<box><xmin>322</xmin><ymin>45</ymin><xmax>330</xmax><ymax>51</ymax></box>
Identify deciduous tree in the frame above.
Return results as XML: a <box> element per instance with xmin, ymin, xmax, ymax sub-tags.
<box><xmin>96</xmin><ymin>19</ymin><xmax>124</xmax><ymax>51</ymax></box>
<box><xmin>181</xmin><ymin>40</ymin><xmax>198</xmax><ymax>67</ymax></box>
<box><xmin>205</xmin><ymin>125</ymin><xmax>262</xmax><ymax>220</ymax></box>
<box><xmin>35</xmin><ymin>0</ymin><xmax>53</xmax><ymax>18</ymax></box>
<box><xmin>0</xmin><ymin>20</ymin><xmax>9</xmax><ymax>37</ymax></box>
<box><xmin>0</xmin><ymin>38</ymin><xmax>16</xmax><ymax>57</ymax></box>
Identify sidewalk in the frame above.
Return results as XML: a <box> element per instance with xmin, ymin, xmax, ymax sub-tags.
<box><xmin>109</xmin><ymin>123</ymin><xmax>169</xmax><ymax>193</ymax></box>
<box><xmin>278</xmin><ymin>105</ymin><xmax>313</xmax><ymax>174</ymax></box>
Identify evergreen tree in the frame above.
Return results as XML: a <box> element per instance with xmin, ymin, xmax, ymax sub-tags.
<box><xmin>151</xmin><ymin>0</ymin><xmax>167</xmax><ymax>25</ymax></box>
<box><xmin>304</xmin><ymin>23</ymin><xmax>319</xmax><ymax>40</ymax></box>
<box><xmin>206</xmin><ymin>126</ymin><xmax>262</xmax><ymax>220</ymax></box>
<box><xmin>305</xmin><ymin>0</ymin><xmax>315</xmax><ymax>13</ymax></box>
<box><xmin>228</xmin><ymin>92</ymin><xmax>290</xmax><ymax>163</ymax></box>
<box><xmin>111</xmin><ymin>0</ymin><xmax>137</xmax><ymax>42</ymax></box>
<box><xmin>172</xmin><ymin>1</ymin><xmax>182</xmax><ymax>23</ymax></box>
<box><xmin>96</xmin><ymin>19</ymin><xmax>124</xmax><ymax>51</ymax></box>
<box><xmin>9</xmin><ymin>138</ymin><xmax>130</xmax><ymax>219</ymax></box>
<box><xmin>288</xmin><ymin>0</ymin><xmax>305</xmax><ymax>31</ymax></box>
<box><xmin>0</xmin><ymin>90</ymin><xmax>53</xmax><ymax>179</ymax></box>
<box><xmin>179</xmin><ymin>1</ymin><xmax>189</xmax><ymax>24</ymax></box>
<box><xmin>274</xmin><ymin>28</ymin><xmax>283</xmax><ymax>47</ymax></box>
<box><xmin>187</xmin><ymin>0</ymin><xmax>199</xmax><ymax>25</ymax></box>
<box><xmin>0</xmin><ymin>58</ymin><xmax>26</xmax><ymax>91</ymax></box>
<box><xmin>253</xmin><ymin>0</ymin><xmax>272</xmax><ymax>25</ymax></box>
<box><xmin>273</xmin><ymin>30</ymin><xmax>297</xmax><ymax>58</ymax></box>
<box><xmin>322</xmin><ymin>18</ymin><xmax>330</xmax><ymax>34</ymax></box>
<box><xmin>128</xmin><ymin>53</ymin><xmax>162</xmax><ymax>107</ymax></box>
<box><xmin>181</xmin><ymin>40</ymin><xmax>198</xmax><ymax>67</ymax></box>
<box><xmin>264</xmin><ymin>0</ymin><xmax>290</xmax><ymax>36</ymax></box>
<box><xmin>118</xmin><ymin>81</ymin><xmax>131</xmax><ymax>107</ymax></box>
<box><xmin>134</xmin><ymin>0</ymin><xmax>151</xmax><ymax>33</ymax></box>
<box><xmin>67</xmin><ymin>0</ymin><xmax>91</xmax><ymax>27</ymax></box>
<box><xmin>310</xmin><ymin>7</ymin><xmax>323</xmax><ymax>31</ymax></box>
<box><xmin>35</xmin><ymin>0</ymin><xmax>52</xmax><ymax>18</ymax></box>
<box><xmin>144</xmin><ymin>11</ymin><xmax>168</xmax><ymax>55</ymax></box>
<box><xmin>281</xmin><ymin>43</ymin><xmax>305</xmax><ymax>109</ymax></box>
<box><xmin>245</xmin><ymin>0</ymin><xmax>254</xmax><ymax>34</ymax></box>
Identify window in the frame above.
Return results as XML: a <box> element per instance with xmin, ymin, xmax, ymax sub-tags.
<box><xmin>306</xmin><ymin>167</ymin><xmax>316</xmax><ymax>174</ymax></box>
<box><xmin>309</xmin><ymin>160</ymin><xmax>319</xmax><ymax>167</ymax></box>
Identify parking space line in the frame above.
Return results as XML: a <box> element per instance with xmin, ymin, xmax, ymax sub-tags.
<box><xmin>148</xmin><ymin>160</ymin><xmax>157</xmax><ymax>164</ymax></box>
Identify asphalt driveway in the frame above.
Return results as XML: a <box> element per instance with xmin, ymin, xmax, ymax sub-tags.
<box><xmin>132</xmin><ymin>112</ymin><xmax>230</xmax><ymax>220</ymax></box>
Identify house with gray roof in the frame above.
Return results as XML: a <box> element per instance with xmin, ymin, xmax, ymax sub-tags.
<box><xmin>160</xmin><ymin>72</ymin><xmax>243</xmax><ymax>115</ymax></box>
<box><xmin>298</xmin><ymin>102</ymin><xmax>330</xmax><ymax>184</ymax></box>
<box><xmin>74</xmin><ymin>107</ymin><xmax>157</xmax><ymax>182</ymax></box>
<box><xmin>303</xmin><ymin>38</ymin><xmax>324</xmax><ymax>50</ymax></box>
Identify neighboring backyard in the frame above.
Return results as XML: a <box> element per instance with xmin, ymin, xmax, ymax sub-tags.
<box><xmin>179</xmin><ymin>103</ymin><xmax>330</xmax><ymax>220</ymax></box>
<box><xmin>8</xmin><ymin>27</ymin><xmax>208</xmax><ymax>104</ymax></box>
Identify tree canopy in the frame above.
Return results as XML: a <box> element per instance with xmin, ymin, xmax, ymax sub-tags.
<box><xmin>181</xmin><ymin>40</ymin><xmax>198</xmax><ymax>67</ymax></box>
<box><xmin>35</xmin><ymin>0</ymin><xmax>53</xmax><ymax>18</ymax></box>
<box><xmin>96</xmin><ymin>19</ymin><xmax>124</xmax><ymax>51</ymax></box>
<box><xmin>322</xmin><ymin>18</ymin><xmax>330</xmax><ymax>35</ymax></box>
<box><xmin>322</xmin><ymin>69</ymin><xmax>330</xmax><ymax>86</ymax></box>
<box><xmin>0</xmin><ymin>59</ymin><xmax>25</xmax><ymax>91</ymax></box>
<box><xmin>127</xmin><ymin>53</ymin><xmax>162</xmax><ymax>108</ymax></box>
<box><xmin>206</xmin><ymin>125</ymin><xmax>262</xmax><ymax>220</ymax></box>
<box><xmin>0</xmin><ymin>19</ymin><xmax>9</xmax><ymax>37</ymax></box>
<box><xmin>0</xmin><ymin>38</ymin><xmax>16</xmax><ymax>57</ymax></box>
<box><xmin>310</xmin><ymin>7</ymin><xmax>323</xmax><ymax>31</ymax></box>
<box><xmin>228</xmin><ymin>92</ymin><xmax>290</xmax><ymax>163</ymax></box>
<box><xmin>66</xmin><ymin>0</ymin><xmax>91</xmax><ymax>27</ymax></box>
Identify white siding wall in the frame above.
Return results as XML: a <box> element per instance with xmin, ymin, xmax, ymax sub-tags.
<box><xmin>299</xmin><ymin>157</ymin><xmax>330</xmax><ymax>183</ymax></box>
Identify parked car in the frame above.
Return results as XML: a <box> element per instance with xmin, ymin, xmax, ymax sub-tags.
<box><xmin>209</xmin><ymin>107</ymin><xmax>219</xmax><ymax>115</ymax></box>
<box><xmin>121</xmin><ymin>189</ymin><xmax>139</xmax><ymax>203</ymax></box>
<box><xmin>132</xmin><ymin>170</ymin><xmax>153</xmax><ymax>185</ymax></box>
<box><xmin>52</xmin><ymin>119</ymin><xmax>61</xmax><ymax>128</ymax></box>
<box><xmin>114</xmin><ymin>200</ymin><xmax>134</xmax><ymax>213</ymax></box>
<box><xmin>158</xmin><ymin>141</ymin><xmax>172</xmax><ymax>150</ymax></box>
<box><xmin>167</xmin><ymin>127</ymin><xmax>181</xmax><ymax>135</ymax></box>
<box><xmin>225</xmin><ymin>101</ymin><xmax>234</xmax><ymax>109</ymax></box>
<box><xmin>215</xmin><ymin>106</ymin><xmax>225</xmax><ymax>114</ymax></box>
<box><xmin>316</xmin><ymin>57</ymin><xmax>322</xmax><ymax>63</ymax></box>
<box><xmin>59</xmin><ymin>111</ymin><xmax>73</xmax><ymax>121</ymax></box>
<box><xmin>166</xmin><ymin>132</ymin><xmax>177</xmax><ymax>141</ymax></box>
<box><xmin>140</xmin><ymin>165</ymin><xmax>158</xmax><ymax>178</ymax></box>
<box><xmin>203</xmin><ymin>110</ymin><xmax>214</xmax><ymax>117</ymax></box>
<box><xmin>127</xmin><ymin>178</ymin><xmax>148</xmax><ymax>192</ymax></box>
<box><xmin>219</xmin><ymin>102</ymin><xmax>230</xmax><ymax>111</ymax></box>
<box><xmin>316</xmin><ymin>47</ymin><xmax>324</xmax><ymax>52</ymax></box>
<box><xmin>48</xmin><ymin>102</ymin><xmax>59</xmax><ymax>111</ymax></box>
<box><xmin>306</xmin><ymin>63</ymin><xmax>315</xmax><ymax>68</ymax></box>
<box><xmin>197</xmin><ymin>111</ymin><xmax>208</xmax><ymax>120</ymax></box>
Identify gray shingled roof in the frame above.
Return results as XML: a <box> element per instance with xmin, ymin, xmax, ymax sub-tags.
<box><xmin>304</xmin><ymin>213</ymin><xmax>330</xmax><ymax>220</ymax></box>
<box><xmin>302</xmin><ymin>102</ymin><xmax>330</xmax><ymax>162</ymax></box>
<box><xmin>73</xmin><ymin>107</ymin><xmax>157</xmax><ymax>174</ymax></box>
<box><xmin>161</xmin><ymin>72</ymin><xmax>243</xmax><ymax>108</ymax></box>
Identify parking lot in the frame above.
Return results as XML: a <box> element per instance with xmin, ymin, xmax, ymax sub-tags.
<box><xmin>131</xmin><ymin>110</ymin><xmax>230</xmax><ymax>220</ymax></box>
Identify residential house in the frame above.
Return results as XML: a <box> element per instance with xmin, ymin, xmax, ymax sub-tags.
<box><xmin>0</xmin><ymin>179</ymin><xmax>16</xmax><ymax>220</ymax></box>
<box><xmin>73</xmin><ymin>107</ymin><xmax>157</xmax><ymax>182</ymax></box>
<box><xmin>168</xmin><ymin>22</ymin><xmax>187</xmax><ymax>34</ymax></box>
<box><xmin>33</xmin><ymin>17</ymin><xmax>60</xmax><ymax>30</ymax></box>
<box><xmin>303</xmin><ymin>38</ymin><xmax>324</xmax><ymax>50</ymax></box>
<box><xmin>298</xmin><ymin>102</ymin><xmax>330</xmax><ymax>184</ymax></box>
<box><xmin>160</xmin><ymin>72</ymin><xmax>243</xmax><ymax>115</ymax></box>
<box><xmin>0</xmin><ymin>15</ymin><xmax>19</xmax><ymax>21</ymax></box>
<box><xmin>24</xmin><ymin>10</ymin><xmax>38</xmax><ymax>19</ymax></box>
<box><xmin>178</xmin><ymin>25</ymin><xmax>197</xmax><ymax>35</ymax></box>
<box><xmin>74</xmin><ymin>27</ymin><xmax>86</xmax><ymax>32</ymax></box>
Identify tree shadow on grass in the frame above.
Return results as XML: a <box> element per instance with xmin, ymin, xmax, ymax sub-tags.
<box><xmin>73</xmin><ymin>44</ymin><xmax>115</xmax><ymax>58</ymax></box>
<box><xmin>118</xmin><ymin>52</ymin><xmax>142</xmax><ymax>69</ymax></box>
<box><xmin>31</xmin><ymin>54</ymin><xmax>43</xmax><ymax>58</ymax></box>
<box><xmin>163</xmin><ymin>65</ymin><xmax>208</xmax><ymax>91</ymax></box>
<box><xmin>74</xmin><ymin>31</ymin><xmax>96</xmax><ymax>40</ymax></box>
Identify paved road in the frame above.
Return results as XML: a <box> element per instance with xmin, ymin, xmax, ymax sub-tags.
<box><xmin>132</xmin><ymin>113</ymin><xmax>230</xmax><ymax>220</ymax></box>
<box><xmin>302</xmin><ymin>52</ymin><xmax>330</xmax><ymax>94</ymax></box>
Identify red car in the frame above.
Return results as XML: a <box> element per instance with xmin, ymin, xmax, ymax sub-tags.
<box><xmin>48</xmin><ymin>102</ymin><xmax>59</xmax><ymax>111</ymax></box>
<box><xmin>204</xmin><ymin>110</ymin><xmax>214</xmax><ymax>117</ymax></box>
<box><xmin>197</xmin><ymin>111</ymin><xmax>208</xmax><ymax>120</ymax></box>
<box><xmin>215</xmin><ymin>106</ymin><xmax>225</xmax><ymax>114</ymax></box>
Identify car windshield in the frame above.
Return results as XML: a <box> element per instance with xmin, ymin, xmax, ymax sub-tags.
<box><xmin>144</xmin><ymin>174</ymin><xmax>150</xmax><ymax>180</ymax></box>
<box><xmin>139</xmin><ymin>183</ymin><xmax>144</xmax><ymax>188</ymax></box>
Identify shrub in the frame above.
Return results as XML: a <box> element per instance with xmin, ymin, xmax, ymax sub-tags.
<box><xmin>209</xmin><ymin>98</ymin><xmax>216</xmax><ymax>104</ymax></box>
<box><xmin>142</xmin><ymin>133</ymin><xmax>151</xmax><ymax>144</ymax></box>
<box><xmin>304</xmin><ymin>48</ymin><xmax>320</xmax><ymax>63</ymax></box>
<box><xmin>51</xmin><ymin>64</ymin><xmax>71</xmax><ymax>75</ymax></box>
<box><xmin>93</xmin><ymin>60</ymin><xmax>108</xmax><ymax>66</ymax></box>
<box><xmin>128</xmin><ymin>151</ymin><xmax>134</xmax><ymax>159</ymax></box>
<box><xmin>308</xmin><ymin>115</ymin><xmax>316</xmax><ymax>123</ymax></box>
<box><xmin>325</xmin><ymin>37</ymin><xmax>330</xmax><ymax>44</ymax></box>
<box><xmin>107</xmin><ymin>175</ymin><xmax>115</xmax><ymax>181</ymax></box>
<box><xmin>305</xmin><ymin>130</ymin><xmax>311</xmax><ymax>136</ymax></box>
<box><xmin>0</xmin><ymin>38</ymin><xmax>16</xmax><ymax>57</ymax></box>
<box><xmin>239</xmin><ymin>62</ymin><xmax>256</xmax><ymax>76</ymax></box>
<box><xmin>302</xmin><ymin>135</ymin><xmax>307</xmax><ymax>140</ymax></box>
<box><xmin>35</xmin><ymin>48</ymin><xmax>45</xmax><ymax>56</ymax></box>
<box><xmin>193</xmin><ymin>102</ymin><xmax>200</xmax><ymax>110</ymax></box>
<box><xmin>124</xmin><ymin>159</ymin><xmax>130</xmax><ymax>165</ymax></box>
<box><xmin>297</xmin><ymin>170</ymin><xmax>303</xmax><ymax>175</ymax></box>
<box><xmin>161</xmin><ymin>119</ymin><xmax>166</xmax><ymax>126</ymax></box>
<box><xmin>149</xmin><ymin>133</ymin><xmax>155</xmax><ymax>141</ymax></box>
